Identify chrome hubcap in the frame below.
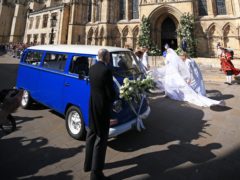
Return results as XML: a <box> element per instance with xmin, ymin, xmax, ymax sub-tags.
<box><xmin>68</xmin><ymin>111</ymin><xmax>81</xmax><ymax>135</ymax></box>
<box><xmin>21</xmin><ymin>90</ymin><xmax>29</xmax><ymax>106</ymax></box>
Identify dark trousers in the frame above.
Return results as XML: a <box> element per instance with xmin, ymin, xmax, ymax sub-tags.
<box><xmin>84</xmin><ymin>127</ymin><xmax>109</xmax><ymax>172</ymax></box>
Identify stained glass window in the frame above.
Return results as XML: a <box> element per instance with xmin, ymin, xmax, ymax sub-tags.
<box><xmin>96</xmin><ymin>0</ymin><xmax>101</xmax><ymax>22</ymax></box>
<box><xmin>119</xmin><ymin>0</ymin><xmax>126</xmax><ymax>20</ymax></box>
<box><xmin>216</xmin><ymin>0</ymin><xmax>227</xmax><ymax>15</ymax></box>
<box><xmin>87</xmin><ymin>1</ymin><xmax>92</xmax><ymax>22</ymax></box>
<box><xmin>198</xmin><ymin>0</ymin><xmax>208</xmax><ymax>16</ymax></box>
<box><xmin>132</xmin><ymin>0</ymin><xmax>139</xmax><ymax>19</ymax></box>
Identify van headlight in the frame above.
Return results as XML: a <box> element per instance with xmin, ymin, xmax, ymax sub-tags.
<box><xmin>113</xmin><ymin>100</ymin><xmax>122</xmax><ymax>113</ymax></box>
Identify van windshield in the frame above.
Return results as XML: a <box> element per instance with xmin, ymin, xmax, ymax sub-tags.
<box><xmin>111</xmin><ymin>51</ymin><xmax>140</xmax><ymax>77</ymax></box>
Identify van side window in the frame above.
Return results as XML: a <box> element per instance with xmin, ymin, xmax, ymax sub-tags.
<box><xmin>43</xmin><ymin>53</ymin><xmax>67</xmax><ymax>72</ymax></box>
<box><xmin>24</xmin><ymin>51</ymin><xmax>43</xmax><ymax>66</ymax></box>
<box><xmin>69</xmin><ymin>56</ymin><xmax>97</xmax><ymax>76</ymax></box>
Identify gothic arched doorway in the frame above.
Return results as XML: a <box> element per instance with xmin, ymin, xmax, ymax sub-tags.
<box><xmin>161</xmin><ymin>17</ymin><xmax>177</xmax><ymax>52</ymax></box>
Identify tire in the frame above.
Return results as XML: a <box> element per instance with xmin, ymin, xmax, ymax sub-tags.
<box><xmin>65</xmin><ymin>106</ymin><xmax>86</xmax><ymax>140</ymax></box>
<box><xmin>21</xmin><ymin>90</ymin><xmax>32</xmax><ymax>109</ymax></box>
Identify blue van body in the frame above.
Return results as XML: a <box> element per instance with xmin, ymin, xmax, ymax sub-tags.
<box><xmin>16</xmin><ymin>45</ymin><xmax>150</xmax><ymax>138</ymax></box>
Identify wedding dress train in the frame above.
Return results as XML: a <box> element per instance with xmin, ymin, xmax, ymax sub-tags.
<box><xmin>150</xmin><ymin>49</ymin><xmax>224</xmax><ymax>107</ymax></box>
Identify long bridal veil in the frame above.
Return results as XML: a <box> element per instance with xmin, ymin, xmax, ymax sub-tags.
<box><xmin>150</xmin><ymin>48</ymin><xmax>224</xmax><ymax>107</ymax></box>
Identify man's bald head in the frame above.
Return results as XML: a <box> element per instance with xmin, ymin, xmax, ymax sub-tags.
<box><xmin>98</xmin><ymin>49</ymin><xmax>110</xmax><ymax>64</ymax></box>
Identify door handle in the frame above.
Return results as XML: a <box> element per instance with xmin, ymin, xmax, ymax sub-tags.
<box><xmin>64</xmin><ymin>83</ymin><xmax>70</xmax><ymax>87</ymax></box>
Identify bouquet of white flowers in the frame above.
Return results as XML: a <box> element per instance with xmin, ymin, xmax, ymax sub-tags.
<box><xmin>119</xmin><ymin>76</ymin><xmax>155</xmax><ymax>102</ymax></box>
<box><xmin>119</xmin><ymin>76</ymin><xmax>154</xmax><ymax>131</ymax></box>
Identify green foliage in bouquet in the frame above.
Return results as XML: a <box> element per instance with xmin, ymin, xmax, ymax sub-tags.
<box><xmin>177</xmin><ymin>13</ymin><xmax>197</xmax><ymax>57</ymax></box>
<box><xmin>119</xmin><ymin>76</ymin><xmax>155</xmax><ymax>102</ymax></box>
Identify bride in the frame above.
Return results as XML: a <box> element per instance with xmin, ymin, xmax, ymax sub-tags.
<box><xmin>150</xmin><ymin>48</ymin><xmax>225</xmax><ymax>107</ymax></box>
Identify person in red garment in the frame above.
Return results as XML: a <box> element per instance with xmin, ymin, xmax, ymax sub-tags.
<box><xmin>220</xmin><ymin>48</ymin><xmax>240</xmax><ymax>85</ymax></box>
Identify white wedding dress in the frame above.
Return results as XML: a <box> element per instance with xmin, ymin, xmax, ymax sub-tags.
<box><xmin>150</xmin><ymin>49</ymin><xmax>224</xmax><ymax>107</ymax></box>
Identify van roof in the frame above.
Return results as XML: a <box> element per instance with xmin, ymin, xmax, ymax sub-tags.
<box><xmin>27</xmin><ymin>45</ymin><xmax>130</xmax><ymax>55</ymax></box>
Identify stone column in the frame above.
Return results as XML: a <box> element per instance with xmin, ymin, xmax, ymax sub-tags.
<box><xmin>91</xmin><ymin>0</ymin><xmax>96</xmax><ymax>22</ymax></box>
<box><xmin>226</xmin><ymin>0</ymin><xmax>234</xmax><ymax>15</ymax></box>
<box><xmin>206</xmin><ymin>0</ymin><xmax>215</xmax><ymax>16</ymax></box>
<box><xmin>9</xmin><ymin>4</ymin><xmax>28</xmax><ymax>43</ymax></box>
<box><xmin>126</xmin><ymin>0</ymin><xmax>130</xmax><ymax>20</ymax></box>
<box><xmin>100</xmin><ymin>0</ymin><xmax>108</xmax><ymax>23</ymax></box>
<box><xmin>232</xmin><ymin>0</ymin><xmax>240</xmax><ymax>16</ymax></box>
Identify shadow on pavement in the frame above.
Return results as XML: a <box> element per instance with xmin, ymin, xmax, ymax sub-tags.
<box><xmin>0</xmin><ymin>63</ymin><xmax>19</xmax><ymax>90</ymax></box>
<box><xmin>22</xmin><ymin>170</ymin><xmax>73</xmax><ymax>180</ymax></box>
<box><xmin>14</xmin><ymin>115</ymin><xmax>43</xmax><ymax>125</ymax></box>
<box><xmin>210</xmin><ymin>105</ymin><xmax>232</xmax><ymax>112</ymax></box>
<box><xmin>106</xmin><ymin>143</ymin><xmax>223</xmax><ymax>180</ymax></box>
<box><xmin>107</xmin><ymin>96</ymin><xmax>240</xmax><ymax>179</ymax></box>
<box><xmin>0</xmin><ymin>136</ymin><xmax>84</xmax><ymax>179</ymax></box>
<box><xmin>159</xmin><ymin>146</ymin><xmax>240</xmax><ymax>180</ymax></box>
<box><xmin>0</xmin><ymin>116</ymin><xmax>43</xmax><ymax>139</ymax></box>
<box><xmin>206</xmin><ymin>90</ymin><xmax>234</xmax><ymax>101</ymax></box>
<box><xmin>109</xmin><ymin>97</ymin><xmax>208</xmax><ymax>152</ymax></box>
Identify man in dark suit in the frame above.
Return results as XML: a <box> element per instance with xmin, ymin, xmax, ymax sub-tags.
<box><xmin>84</xmin><ymin>49</ymin><xmax>116</xmax><ymax>180</ymax></box>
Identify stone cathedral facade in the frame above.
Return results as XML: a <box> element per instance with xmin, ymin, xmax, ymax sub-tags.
<box><xmin>0</xmin><ymin>0</ymin><xmax>240</xmax><ymax>57</ymax></box>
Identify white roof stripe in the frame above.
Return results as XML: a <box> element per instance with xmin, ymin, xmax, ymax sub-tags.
<box><xmin>27</xmin><ymin>45</ymin><xmax>130</xmax><ymax>55</ymax></box>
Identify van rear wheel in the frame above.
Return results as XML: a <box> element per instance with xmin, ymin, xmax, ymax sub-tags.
<box><xmin>65</xmin><ymin>106</ymin><xmax>86</xmax><ymax>140</ymax></box>
<box><xmin>21</xmin><ymin>90</ymin><xmax>32</xmax><ymax>109</ymax></box>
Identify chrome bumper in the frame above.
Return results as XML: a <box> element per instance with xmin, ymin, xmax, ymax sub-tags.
<box><xmin>109</xmin><ymin>106</ymin><xmax>151</xmax><ymax>138</ymax></box>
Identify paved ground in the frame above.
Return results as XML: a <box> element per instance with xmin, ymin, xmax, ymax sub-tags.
<box><xmin>1</xmin><ymin>53</ymin><xmax>240</xmax><ymax>180</ymax></box>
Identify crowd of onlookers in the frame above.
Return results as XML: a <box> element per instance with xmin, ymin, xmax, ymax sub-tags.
<box><xmin>0</xmin><ymin>42</ymin><xmax>36</xmax><ymax>58</ymax></box>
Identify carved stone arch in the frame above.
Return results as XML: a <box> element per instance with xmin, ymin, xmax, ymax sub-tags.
<box><xmin>149</xmin><ymin>4</ymin><xmax>182</xmax><ymax>25</ymax></box>
<box><xmin>99</xmin><ymin>26</ymin><xmax>104</xmax><ymax>45</ymax></box>
<box><xmin>87</xmin><ymin>27</ymin><xmax>94</xmax><ymax>45</ymax></box>
<box><xmin>122</xmin><ymin>26</ymin><xmax>129</xmax><ymax>37</ymax></box>
<box><xmin>222</xmin><ymin>22</ymin><xmax>237</xmax><ymax>49</ymax></box>
<box><xmin>111</xmin><ymin>27</ymin><xmax>121</xmax><ymax>47</ymax></box>
<box><xmin>122</xmin><ymin>26</ymin><xmax>129</xmax><ymax>48</ymax></box>
<box><xmin>148</xmin><ymin>4</ymin><xmax>182</xmax><ymax>51</ymax></box>
<box><xmin>206</xmin><ymin>23</ymin><xmax>222</xmax><ymax>37</ymax></box>
<box><xmin>206</xmin><ymin>23</ymin><xmax>222</xmax><ymax>57</ymax></box>
<box><xmin>132</xmin><ymin>26</ymin><xmax>140</xmax><ymax>50</ymax></box>
<box><xmin>222</xmin><ymin>22</ymin><xmax>237</xmax><ymax>37</ymax></box>
<box><xmin>94</xmin><ymin>27</ymin><xmax>99</xmax><ymax>45</ymax></box>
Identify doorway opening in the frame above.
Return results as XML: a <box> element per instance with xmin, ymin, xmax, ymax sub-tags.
<box><xmin>161</xmin><ymin>17</ymin><xmax>178</xmax><ymax>52</ymax></box>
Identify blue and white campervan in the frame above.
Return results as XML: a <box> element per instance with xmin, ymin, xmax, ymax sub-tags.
<box><xmin>16</xmin><ymin>45</ymin><xmax>150</xmax><ymax>140</ymax></box>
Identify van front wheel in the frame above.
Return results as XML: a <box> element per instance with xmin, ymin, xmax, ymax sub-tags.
<box><xmin>21</xmin><ymin>90</ymin><xmax>32</xmax><ymax>109</ymax></box>
<box><xmin>65</xmin><ymin>106</ymin><xmax>86</xmax><ymax>140</ymax></box>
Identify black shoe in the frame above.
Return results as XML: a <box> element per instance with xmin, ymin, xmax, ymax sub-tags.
<box><xmin>90</xmin><ymin>171</ymin><xmax>111</xmax><ymax>180</ymax></box>
<box><xmin>83</xmin><ymin>166</ymin><xmax>91</xmax><ymax>172</ymax></box>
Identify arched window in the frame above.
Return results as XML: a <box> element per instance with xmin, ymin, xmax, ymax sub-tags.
<box><xmin>87</xmin><ymin>1</ymin><xmax>92</xmax><ymax>22</ymax></box>
<box><xmin>119</xmin><ymin>0</ymin><xmax>126</xmax><ymax>20</ymax></box>
<box><xmin>216</xmin><ymin>0</ymin><xmax>226</xmax><ymax>15</ymax></box>
<box><xmin>132</xmin><ymin>0</ymin><xmax>139</xmax><ymax>19</ymax></box>
<box><xmin>198</xmin><ymin>0</ymin><xmax>208</xmax><ymax>16</ymax></box>
<box><xmin>96</xmin><ymin>0</ymin><xmax>101</xmax><ymax>22</ymax></box>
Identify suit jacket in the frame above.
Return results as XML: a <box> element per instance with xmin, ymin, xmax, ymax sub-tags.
<box><xmin>88</xmin><ymin>61</ymin><xmax>116</xmax><ymax>135</ymax></box>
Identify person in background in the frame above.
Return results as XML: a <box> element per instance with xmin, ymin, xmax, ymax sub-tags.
<box><xmin>181</xmin><ymin>37</ymin><xmax>187</xmax><ymax>52</ymax></box>
<box><xmin>216</xmin><ymin>42</ymin><xmax>222</xmax><ymax>58</ymax></box>
<box><xmin>163</xmin><ymin>44</ymin><xmax>170</xmax><ymax>65</ymax></box>
<box><xmin>141</xmin><ymin>46</ymin><xmax>150</xmax><ymax>70</ymax></box>
<box><xmin>134</xmin><ymin>50</ymin><xmax>146</xmax><ymax>74</ymax></box>
<box><xmin>220</xmin><ymin>48</ymin><xmax>240</xmax><ymax>85</ymax></box>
